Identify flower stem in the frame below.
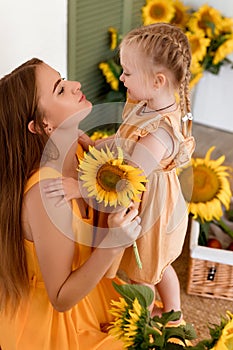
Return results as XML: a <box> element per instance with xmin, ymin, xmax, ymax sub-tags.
<box><xmin>133</xmin><ymin>242</ymin><xmax>142</xmax><ymax>269</ymax></box>
<box><xmin>215</xmin><ymin>218</ymin><xmax>233</xmax><ymax>239</ymax></box>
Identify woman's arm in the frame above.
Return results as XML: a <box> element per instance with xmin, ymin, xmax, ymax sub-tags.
<box><xmin>25</xmin><ymin>181</ymin><xmax>141</xmax><ymax>312</ymax></box>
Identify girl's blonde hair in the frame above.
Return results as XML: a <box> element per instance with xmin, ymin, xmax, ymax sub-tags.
<box><xmin>120</xmin><ymin>22</ymin><xmax>192</xmax><ymax>136</ymax></box>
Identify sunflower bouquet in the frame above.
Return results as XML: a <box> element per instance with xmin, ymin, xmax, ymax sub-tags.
<box><xmin>99</xmin><ymin>0</ymin><xmax>233</xmax><ymax>100</ymax></box>
<box><xmin>108</xmin><ymin>282</ymin><xmax>233</xmax><ymax>349</ymax></box>
<box><xmin>178</xmin><ymin>146</ymin><xmax>233</xmax><ymax>248</ymax></box>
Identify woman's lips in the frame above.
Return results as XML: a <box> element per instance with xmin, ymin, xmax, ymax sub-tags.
<box><xmin>79</xmin><ymin>94</ymin><xmax>86</xmax><ymax>102</ymax></box>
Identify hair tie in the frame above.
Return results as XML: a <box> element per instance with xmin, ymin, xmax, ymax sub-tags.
<box><xmin>182</xmin><ymin>112</ymin><xmax>193</xmax><ymax>122</ymax></box>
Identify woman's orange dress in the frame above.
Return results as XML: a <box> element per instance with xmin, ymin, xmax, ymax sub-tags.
<box><xmin>0</xmin><ymin>149</ymin><xmax>123</xmax><ymax>349</ymax></box>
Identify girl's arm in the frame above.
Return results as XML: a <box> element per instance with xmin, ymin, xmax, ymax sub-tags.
<box><xmin>25</xmin><ymin>182</ymin><xmax>141</xmax><ymax>312</ymax></box>
<box><xmin>129</xmin><ymin>127</ymin><xmax>174</xmax><ymax>176</ymax></box>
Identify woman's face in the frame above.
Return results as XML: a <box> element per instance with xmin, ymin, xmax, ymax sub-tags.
<box><xmin>36</xmin><ymin>63</ymin><xmax>92</xmax><ymax>130</ymax></box>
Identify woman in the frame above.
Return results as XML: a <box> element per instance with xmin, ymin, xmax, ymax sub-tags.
<box><xmin>0</xmin><ymin>58</ymin><xmax>141</xmax><ymax>349</ymax></box>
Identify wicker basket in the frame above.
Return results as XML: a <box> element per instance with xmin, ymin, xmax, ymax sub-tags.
<box><xmin>187</xmin><ymin>219</ymin><xmax>233</xmax><ymax>300</ymax></box>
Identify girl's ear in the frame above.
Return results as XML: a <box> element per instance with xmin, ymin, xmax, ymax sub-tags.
<box><xmin>154</xmin><ymin>73</ymin><xmax>166</xmax><ymax>89</ymax></box>
<box><xmin>28</xmin><ymin>120</ymin><xmax>37</xmax><ymax>134</ymax></box>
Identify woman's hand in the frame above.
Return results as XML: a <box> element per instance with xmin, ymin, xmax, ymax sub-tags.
<box><xmin>99</xmin><ymin>205</ymin><xmax>142</xmax><ymax>249</ymax></box>
<box><xmin>43</xmin><ymin>177</ymin><xmax>81</xmax><ymax>207</ymax></box>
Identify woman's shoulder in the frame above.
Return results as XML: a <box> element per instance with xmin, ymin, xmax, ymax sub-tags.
<box><xmin>24</xmin><ymin>167</ymin><xmax>61</xmax><ymax>194</ymax></box>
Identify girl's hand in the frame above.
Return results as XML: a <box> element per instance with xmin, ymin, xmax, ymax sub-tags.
<box><xmin>99</xmin><ymin>205</ymin><xmax>142</xmax><ymax>249</ymax></box>
<box><xmin>43</xmin><ymin>177</ymin><xmax>81</xmax><ymax>207</ymax></box>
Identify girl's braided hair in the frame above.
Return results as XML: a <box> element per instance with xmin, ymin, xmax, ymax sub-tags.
<box><xmin>121</xmin><ymin>22</ymin><xmax>192</xmax><ymax>136</ymax></box>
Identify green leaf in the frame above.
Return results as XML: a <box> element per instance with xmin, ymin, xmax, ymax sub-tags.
<box><xmin>198</xmin><ymin>221</ymin><xmax>210</xmax><ymax>246</ymax></box>
<box><xmin>153</xmin><ymin>332</ymin><xmax>165</xmax><ymax>347</ymax></box>
<box><xmin>112</xmin><ymin>281</ymin><xmax>154</xmax><ymax>308</ymax></box>
<box><xmin>165</xmin><ymin>343</ymin><xmax>185</xmax><ymax>350</ymax></box>
<box><xmin>165</xmin><ymin>327</ymin><xmax>187</xmax><ymax>344</ymax></box>
<box><xmin>183</xmin><ymin>323</ymin><xmax>197</xmax><ymax>340</ymax></box>
<box><xmin>152</xmin><ymin>310</ymin><xmax>182</xmax><ymax>325</ymax></box>
<box><xmin>205</xmin><ymin>20</ymin><xmax>215</xmax><ymax>36</ymax></box>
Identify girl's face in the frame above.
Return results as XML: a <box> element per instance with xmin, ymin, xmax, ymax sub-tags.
<box><xmin>36</xmin><ymin>63</ymin><xmax>92</xmax><ymax>130</ymax></box>
<box><xmin>119</xmin><ymin>45</ymin><xmax>155</xmax><ymax>102</ymax></box>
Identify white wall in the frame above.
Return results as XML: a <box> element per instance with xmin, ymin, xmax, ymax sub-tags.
<box><xmin>184</xmin><ymin>0</ymin><xmax>233</xmax><ymax>15</ymax></box>
<box><xmin>184</xmin><ymin>1</ymin><xmax>233</xmax><ymax>132</ymax></box>
<box><xmin>0</xmin><ymin>0</ymin><xmax>67</xmax><ymax>78</ymax></box>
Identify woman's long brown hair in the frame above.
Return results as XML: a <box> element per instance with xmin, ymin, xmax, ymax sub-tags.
<box><xmin>0</xmin><ymin>58</ymin><xmax>49</xmax><ymax>313</ymax></box>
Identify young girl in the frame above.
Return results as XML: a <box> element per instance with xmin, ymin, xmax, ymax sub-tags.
<box><xmin>0</xmin><ymin>58</ymin><xmax>142</xmax><ymax>349</ymax></box>
<box><xmin>45</xmin><ymin>22</ymin><xmax>195</xmax><ymax>321</ymax></box>
<box><xmin>106</xmin><ymin>22</ymin><xmax>195</xmax><ymax>318</ymax></box>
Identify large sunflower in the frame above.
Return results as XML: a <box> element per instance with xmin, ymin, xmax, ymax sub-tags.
<box><xmin>187</xmin><ymin>4</ymin><xmax>222</xmax><ymax>38</ymax></box>
<box><xmin>108</xmin><ymin>297</ymin><xmax>129</xmax><ymax>343</ymax></box>
<box><xmin>78</xmin><ymin>146</ymin><xmax>147</xmax><ymax>208</ymax></box>
<box><xmin>109</xmin><ymin>297</ymin><xmax>147</xmax><ymax>348</ymax></box>
<box><xmin>170</xmin><ymin>0</ymin><xmax>190</xmax><ymax>28</ymax></box>
<box><xmin>179</xmin><ymin>146</ymin><xmax>232</xmax><ymax>222</ymax></box>
<box><xmin>142</xmin><ymin>0</ymin><xmax>175</xmax><ymax>25</ymax></box>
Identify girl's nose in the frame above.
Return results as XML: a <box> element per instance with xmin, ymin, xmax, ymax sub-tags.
<box><xmin>119</xmin><ymin>73</ymin><xmax>124</xmax><ymax>82</ymax></box>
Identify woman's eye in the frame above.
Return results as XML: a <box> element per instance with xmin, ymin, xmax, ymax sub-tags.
<box><xmin>58</xmin><ymin>86</ymin><xmax>64</xmax><ymax>95</ymax></box>
<box><xmin>124</xmin><ymin>72</ymin><xmax>131</xmax><ymax>77</ymax></box>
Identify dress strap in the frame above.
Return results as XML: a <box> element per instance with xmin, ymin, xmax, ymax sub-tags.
<box><xmin>24</xmin><ymin>167</ymin><xmax>61</xmax><ymax>194</ymax></box>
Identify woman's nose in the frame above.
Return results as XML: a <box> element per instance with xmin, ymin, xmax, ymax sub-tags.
<box><xmin>71</xmin><ymin>81</ymin><xmax>81</xmax><ymax>94</ymax></box>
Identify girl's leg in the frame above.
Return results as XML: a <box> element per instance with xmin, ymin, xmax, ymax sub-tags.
<box><xmin>152</xmin><ymin>265</ymin><xmax>182</xmax><ymax>322</ymax></box>
<box><xmin>156</xmin><ymin>265</ymin><xmax>181</xmax><ymax>312</ymax></box>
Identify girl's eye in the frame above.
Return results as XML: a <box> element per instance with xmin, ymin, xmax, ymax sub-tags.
<box><xmin>123</xmin><ymin>72</ymin><xmax>131</xmax><ymax>77</ymax></box>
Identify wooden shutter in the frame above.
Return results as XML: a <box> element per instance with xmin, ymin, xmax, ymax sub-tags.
<box><xmin>68</xmin><ymin>0</ymin><xmax>145</xmax><ymax>103</ymax></box>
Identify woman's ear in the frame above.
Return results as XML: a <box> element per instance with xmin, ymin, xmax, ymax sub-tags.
<box><xmin>28</xmin><ymin>120</ymin><xmax>37</xmax><ymax>134</ymax></box>
<box><xmin>28</xmin><ymin>119</ymin><xmax>53</xmax><ymax>135</ymax></box>
<box><xmin>154</xmin><ymin>73</ymin><xmax>166</xmax><ymax>89</ymax></box>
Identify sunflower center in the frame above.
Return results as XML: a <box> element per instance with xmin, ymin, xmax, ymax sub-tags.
<box><xmin>199</xmin><ymin>13</ymin><xmax>213</xmax><ymax>31</ymax></box>
<box><xmin>97</xmin><ymin>163</ymin><xmax>126</xmax><ymax>192</ymax></box>
<box><xmin>172</xmin><ymin>8</ymin><xmax>182</xmax><ymax>24</ymax></box>
<box><xmin>150</xmin><ymin>5</ymin><xmax>165</xmax><ymax>19</ymax></box>
<box><xmin>192</xmin><ymin>165</ymin><xmax>219</xmax><ymax>202</ymax></box>
<box><xmin>190</xmin><ymin>38</ymin><xmax>201</xmax><ymax>53</ymax></box>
